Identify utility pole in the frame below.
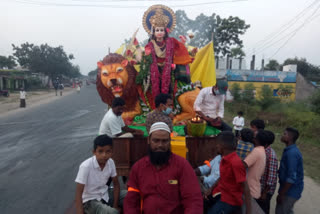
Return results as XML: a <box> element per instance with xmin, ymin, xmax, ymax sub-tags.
<box><xmin>261</xmin><ymin>59</ymin><xmax>265</xmax><ymax>71</ymax></box>
<box><xmin>250</xmin><ymin>55</ymin><xmax>256</xmax><ymax>70</ymax></box>
<box><xmin>226</xmin><ymin>55</ymin><xmax>230</xmax><ymax>69</ymax></box>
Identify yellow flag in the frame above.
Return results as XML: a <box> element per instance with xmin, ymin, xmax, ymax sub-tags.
<box><xmin>190</xmin><ymin>42</ymin><xmax>216</xmax><ymax>88</ymax></box>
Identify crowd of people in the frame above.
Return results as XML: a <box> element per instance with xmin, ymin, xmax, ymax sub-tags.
<box><xmin>75</xmin><ymin>81</ymin><xmax>304</xmax><ymax>214</ymax></box>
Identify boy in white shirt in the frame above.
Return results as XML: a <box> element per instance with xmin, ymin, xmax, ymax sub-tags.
<box><xmin>233</xmin><ymin>111</ymin><xmax>244</xmax><ymax>138</ymax></box>
<box><xmin>75</xmin><ymin>135</ymin><xmax>126</xmax><ymax>214</ymax></box>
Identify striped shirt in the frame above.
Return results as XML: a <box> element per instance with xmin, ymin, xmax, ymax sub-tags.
<box><xmin>261</xmin><ymin>146</ymin><xmax>278</xmax><ymax>195</ymax></box>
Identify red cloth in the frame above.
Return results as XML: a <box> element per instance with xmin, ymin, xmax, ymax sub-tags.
<box><xmin>173</xmin><ymin>38</ymin><xmax>192</xmax><ymax>65</ymax></box>
<box><xmin>124</xmin><ymin>154</ymin><xmax>203</xmax><ymax>214</ymax></box>
<box><xmin>136</xmin><ymin>86</ymin><xmax>155</xmax><ymax>110</ymax></box>
<box><xmin>212</xmin><ymin>152</ymin><xmax>246</xmax><ymax>206</ymax></box>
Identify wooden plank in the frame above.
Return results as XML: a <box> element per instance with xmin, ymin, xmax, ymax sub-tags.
<box><xmin>186</xmin><ymin>136</ymin><xmax>218</xmax><ymax>168</ymax></box>
<box><xmin>112</xmin><ymin>136</ymin><xmax>217</xmax><ymax>175</ymax></box>
<box><xmin>112</xmin><ymin>137</ymin><xmax>148</xmax><ymax>176</ymax></box>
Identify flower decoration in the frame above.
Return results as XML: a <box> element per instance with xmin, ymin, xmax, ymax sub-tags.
<box><xmin>126</xmin><ymin>49</ymin><xmax>133</xmax><ymax>57</ymax></box>
<box><xmin>145</xmin><ymin>46</ymin><xmax>152</xmax><ymax>55</ymax></box>
<box><xmin>130</xmin><ymin>60</ymin><xmax>137</xmax><ymax>65</ymax></box>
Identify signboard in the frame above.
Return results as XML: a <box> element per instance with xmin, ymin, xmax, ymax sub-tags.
<box><xmin>227</xmin><ymin>70</ymin><xmax>296</xmax><ymax>83</ymax></box>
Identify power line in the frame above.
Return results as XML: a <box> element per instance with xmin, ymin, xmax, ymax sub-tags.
<box><xmin>254</xmin><ymin>0</ymin><xmax>320</xmax><ymax>51</ymax></box>
<box><xmin>72</xmin><ymin>0</ymin><xmax>191</xmax><ymax>2</ymax></box>
<box><xmin>268</xmin><ymin>3</ymin><xmax>320</xmax><ymax>58</ymax></box>
<box><xmin>11</xmin><ymin>0</ymin><xmax>248</xmax><ymax>8</ymax></box>
<box><xmin>254</xmin><ymin>2</ymin><xmax>320</xmax><ymax>56</ymax></box>
<box><xmin>255</xmin><ymin>27</ymin><xmax>304</xmax><ymax>55</ymax></box>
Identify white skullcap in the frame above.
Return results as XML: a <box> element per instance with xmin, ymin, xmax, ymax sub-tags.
<box><xmin>149</xmin><ymin>122</ymin><xmax>171</xmax><ymax>135</ymax></box>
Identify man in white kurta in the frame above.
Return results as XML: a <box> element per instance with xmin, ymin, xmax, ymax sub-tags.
<box><xmin>193</xmin><ymin>79</ymin><xmax>232</xmax><ymax>131</ymax></box>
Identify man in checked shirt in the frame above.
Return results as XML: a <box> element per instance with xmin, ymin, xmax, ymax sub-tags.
<box><xmin>256</xmin><ymin>130</ymin><xmax>278</xmax><ymax>214</ymax></box>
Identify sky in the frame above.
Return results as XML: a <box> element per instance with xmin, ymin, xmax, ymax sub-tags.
<box><xmin>1</xmin><ymin>0</ymin><xmax>320</xmax><ymax>75</ymax></box>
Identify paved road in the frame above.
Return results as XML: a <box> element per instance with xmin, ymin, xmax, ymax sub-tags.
<box><xmin>0</xmin><ymin>85</ymin><xmax>108</xmax><ymax>214</ymax></box>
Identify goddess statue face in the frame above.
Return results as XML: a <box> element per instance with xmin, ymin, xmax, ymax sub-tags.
<box><xmin>154</xmin><ymin>27</ymin><xmax>165</xmax><ymax>40</ymax></box>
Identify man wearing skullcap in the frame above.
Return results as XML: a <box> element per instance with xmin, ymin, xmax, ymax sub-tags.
<box><xmin>124</xmin><ymin>122</ymin><xmax>203</xmax><ymax>214</ymax></box>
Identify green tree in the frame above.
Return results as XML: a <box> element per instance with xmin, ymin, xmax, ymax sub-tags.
<box><xmin>265</xmin><ymin>59</ymin><xmax>280</xmax><ymax>70</ymax></box>
<box><xmin>171</xmin><ymin>11</ymin><xmax>250</xmax><ymax>57</ymax></box>
<box><xmin>282</xmin><ymin>57</ymin><xmax>320</xmax><ymax>81</ymax></box>
<box><xmin>12</xmin><ymin>43</ymin><xmax>79</xmax><ymax>85</ymax></box>
<box><xmin>230</xmin><ymin>83</ymin><xmax>241</xmax><ymax>101</ymax></box>
<box><xmin>231</xmin><ymin>47</ymin><xmax>246</xmax><ymax>69</ymax></box>
<box><xmin>68</xmin><ymin>65</ymin><xmax>82</xmax><ymax>78</ymax></box>
<box><xmin>242</xmin><ymin>83</ymin><xmax>255</xmax><ymax>104</ymax></box>
<box><xmin>0</xmin><ymin>55</ymin><xmax>16</xmax><ymax>69</ymax></box>
<box><xmin>258</xmin><ymin>85</ymin><xmax>276</xmax><ymax>110</ymax></box>
<box><xmin>88</xmin><ymin>68</ymin><xmax>98</xmax><ymax>77</ymax></box>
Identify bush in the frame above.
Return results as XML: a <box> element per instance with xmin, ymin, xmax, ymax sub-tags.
<box><xmin>263</xmin><ymin>101</ymin><xmax>320</xmax><ymax>140</ymax></box>
<box><xmin>310</xmin><ymin>89</ymin><xmax>320</xmax><ymax>115</ymax></box>
<box><xmin>284</xmin><ymin>108</ymin><xmax>320</xmax><ymax>139</ymax></box>
<box><xmin>225</xmin><ymin>100</ymin><xmax>261</xmax><ymax>120</ymax></box>
<box><xmin>242</xmin><ymin>83</ymin><xmax>255</xmax><ymax>104</ymax></box>
<box><xmin>25</xmin><ymin>77</ymin><xmax>43</xmax><ymax>89</ymax></box>
<box><xmin>230</xmin><ymin>83</ymin><xmax>241</xmax><ymax>101</ymax></box>
<box><xmin>258</xmin><ymin>85</ymin><xmax>276</xmax><ymax>110</ymax></box>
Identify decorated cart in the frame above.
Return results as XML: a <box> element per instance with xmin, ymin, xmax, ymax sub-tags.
<box><xmin>96</xmin><ymin>4</ymin><xmax>220</xmax><ymax>174</ymax></box>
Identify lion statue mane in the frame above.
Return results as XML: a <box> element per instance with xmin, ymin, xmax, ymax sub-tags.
<box><xmin>96</xmin><ymin>53</ymin><xmax>139</xmax><ymax>112</ymax></box>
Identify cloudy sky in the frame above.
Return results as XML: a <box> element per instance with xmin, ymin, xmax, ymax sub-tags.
<box><xmin>1</xmin><ymin>0</ymin><xmax>320</xmax><ymax>75</ymax></box>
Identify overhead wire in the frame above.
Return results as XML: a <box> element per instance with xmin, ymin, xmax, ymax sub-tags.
<box><xmin>253</xmin><ymin>1</ymin><xmax>320</xmax><ymax>59</ymax></box>
<box><xmin>254</xmin><ymin>0</ymin><xmax>320</xmax><ymax>51</ymax></box>
<box><xmin>72</xmin><ymin>0</ymin><xmax>192</xmax><ymax>2</ymax></box>
<box><xmin>268</xmin><ymin>4</ymin><xmax>320</xmax><ymax>58</ymax></box>
<box><xmin>11</xmin><ymin>0</ymin><xmax>248</xmax><ymax>8</ymax></box>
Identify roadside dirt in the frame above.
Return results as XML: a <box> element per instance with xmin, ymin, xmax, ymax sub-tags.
<box><xmin>270</xmin><ymin>175</ymin><xmax>320</xmax><ymax>213</ymax></box>
<box><xmin>0</xmin><ymin>87</ymin><xmax>75</xmax><ymax>118</ymax></box>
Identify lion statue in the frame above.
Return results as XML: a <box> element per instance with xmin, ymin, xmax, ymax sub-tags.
<box><xmin>96</xmin><ymin>53</ymin><xmax>141</xmax><ymax>124</ymax></box>
<box><xmin>97</xmin><ymin>53</ymin><xmax>200</xmax><ymax>125</ymax></box>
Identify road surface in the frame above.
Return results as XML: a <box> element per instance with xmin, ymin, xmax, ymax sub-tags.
<box><xmin>0</xmin><ymin>85</ymin><xmax>107</xmax><ymax>214</ymax></box>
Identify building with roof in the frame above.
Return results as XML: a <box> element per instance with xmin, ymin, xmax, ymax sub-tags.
<box><xmin>0</xmin><ymin>69</ymin><xmax>26</xmax><ymax>90</ymax></box>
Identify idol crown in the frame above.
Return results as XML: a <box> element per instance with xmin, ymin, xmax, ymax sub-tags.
<box><xmin>149</xmin><ymin>9</ymin><xmax>170</xmax><ymax>28</ymax></box>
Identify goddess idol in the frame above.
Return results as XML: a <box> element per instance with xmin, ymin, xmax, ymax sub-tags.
<box><xmin>138</xmin><ymin>5</ymin><xmax>194</xmax><ymax>111</ymax></box>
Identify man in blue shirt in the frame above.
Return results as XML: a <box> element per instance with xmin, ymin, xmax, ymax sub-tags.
<box><xmin>195</xmin><ymin>142</ymin><xmax>221</xmax><ymax>191</ymax></box>
<box><xmin>195</xmin><ymin>154</ymin><xmax>221</xmax><ymax>190</ymax></box>
<box><xmin>276</xmin><ymin>127</ymin><xmax>304</xmax><ymax>214</ymax></box>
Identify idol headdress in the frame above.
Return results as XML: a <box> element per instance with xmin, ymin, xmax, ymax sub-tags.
<box><xmin>142</xmin><ymin>5</ymin><xmax>176</xmax><ymax>35</ymax></box>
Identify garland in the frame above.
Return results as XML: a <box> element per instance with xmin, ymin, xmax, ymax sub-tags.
<box><xmin>136</xmin><ymin>53</ymin><xmax>152</xmax><ymax>86</ymax></box>
<box><xmin>149</xmin><ymin>38</ymin><xmax>174</xmax><ymax>97</ymax></box>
